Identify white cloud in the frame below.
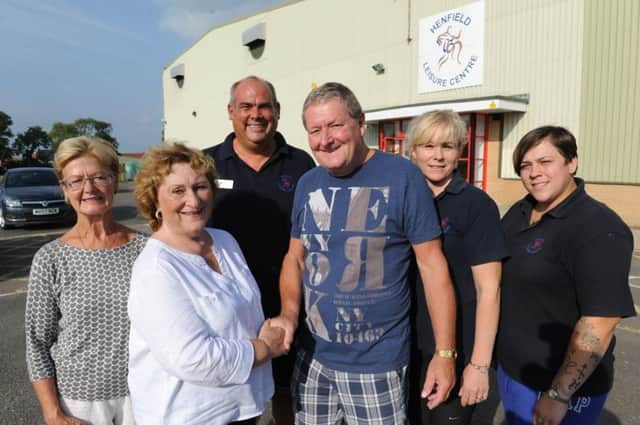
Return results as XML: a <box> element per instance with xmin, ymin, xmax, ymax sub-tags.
<box><xmin>156</xmin><ymin>0</ymin><xmax>286</xmax><ymax>41</ymax></box>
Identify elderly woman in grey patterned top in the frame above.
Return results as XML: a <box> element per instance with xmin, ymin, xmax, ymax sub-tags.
<box><xmin>25</xmin><ymin>137</ymin><xmax>147</xmax><ymax>425</ymax></box>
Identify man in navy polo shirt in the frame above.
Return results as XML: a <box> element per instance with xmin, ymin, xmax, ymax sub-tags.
<box><xmin>204</xmin><ymin>75</ymin><xmax>315</xmax><ymax>425</ymax></box>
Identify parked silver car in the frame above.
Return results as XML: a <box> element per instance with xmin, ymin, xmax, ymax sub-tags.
<box><xmin>0</xmin><ymin>167</ymin><xmax>75</xmax><ymax>229</ymax></box>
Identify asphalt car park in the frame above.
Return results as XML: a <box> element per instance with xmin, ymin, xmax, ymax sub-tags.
<box><xmin>0</xmin><ymin>181</ymin><xmax>638</xmax><ymax>424</ymax></box>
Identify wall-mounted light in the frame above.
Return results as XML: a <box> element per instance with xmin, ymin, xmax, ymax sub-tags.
<box><xmin>170</xmin><ymin>63</ymin><xmax>185</xmax><ymax>88</ymax></box>
<box><xmin>372</xmin><ymin>63</ymin><xmax>385</xmax><ymax>75</ymax></box>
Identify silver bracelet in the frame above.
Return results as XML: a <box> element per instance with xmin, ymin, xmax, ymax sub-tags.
<box><xmin>468</xmin><ymin>361</ymin><xmax>490</xmax><ymax>373</ymax></box>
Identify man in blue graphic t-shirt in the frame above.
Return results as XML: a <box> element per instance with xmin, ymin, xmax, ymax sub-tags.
<box><xmin>271</xmin><ymin>82</ymin><xmax>457</xmax><ymax>424</ymax></box>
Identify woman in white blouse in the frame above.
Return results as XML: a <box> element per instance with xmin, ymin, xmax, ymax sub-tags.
<box><xmin>128</xmin><ymin>142</ymin><xmax>285</xmax><ymax>425</ymax></box>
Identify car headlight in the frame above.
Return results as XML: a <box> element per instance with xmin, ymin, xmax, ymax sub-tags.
<box><xmin>4</xmin><ymin>198</ymin><xmax>22</xmax><ymax>207</ymax></box>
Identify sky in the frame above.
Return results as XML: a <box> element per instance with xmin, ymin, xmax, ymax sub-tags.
<box><xmin>0</xmin><ymin>0</ymin><xmax>286</xmax><ymax>153</ymax></box>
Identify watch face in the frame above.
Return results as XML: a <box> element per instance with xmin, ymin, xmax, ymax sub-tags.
<box><xmin>547</xmin><ymin>389</ymin><xmax>568</xmax><ymax>403</ymax></box>
<box><xmin>436</xmin><ymin>349</ymin><xmax>457</xmax><ymax>359</ymax></box>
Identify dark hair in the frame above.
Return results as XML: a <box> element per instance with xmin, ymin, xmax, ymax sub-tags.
<box><xmin>512</xmin><ymin>126</ymin><xmax>577</xmax><ymax>175</ymax></box>
<box><xmin>302</xmin><ymin>82</ymin><xmax>363</xmax><ymax>129</ymax></box>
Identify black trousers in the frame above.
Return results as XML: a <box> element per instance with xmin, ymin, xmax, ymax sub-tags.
<box><xmin>408</xmin><ymin>352</ymin><xmax>475</xmax><ymax>425</ymax></box>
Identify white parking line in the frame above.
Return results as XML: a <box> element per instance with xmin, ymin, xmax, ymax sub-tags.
<box><xmin>0</xmin><ymin>230</ymin><xmax>63</xmax><ymax>241</ymax></box>
<box><xmin>0</xmin><ymin>287</ymin><xmax>27</xmax><ymax>298</ymax></box>
<box><xmin>617</xmin><ymin>324</ymin><xmax>640</xmax><ymax>335</ymax></box>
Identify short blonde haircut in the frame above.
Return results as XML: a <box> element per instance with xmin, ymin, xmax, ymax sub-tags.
<box><xmin>406</xmin><ymin>110</ymin><xmax>468</xmax><ymax>153</ymax></box>
<box><xmin>135</xmin><ymin>142</ymin><xmax>218</xmax><ymax>232</ymax></box>
<box><xmin>54</xmin><ymin>136</ymin><xmax>120</xmax><ymax>180</ymax></box>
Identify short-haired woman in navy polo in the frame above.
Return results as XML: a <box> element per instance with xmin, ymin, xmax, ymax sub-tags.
<box><xmin>407</xmin><ymin>110</ymin><xmax>508</xmax><ymax>425</ymax></box>
<box><xmin>497</xmin><ymin>126</ymin><xmax>635</xmax><ymax>425</ymax></box>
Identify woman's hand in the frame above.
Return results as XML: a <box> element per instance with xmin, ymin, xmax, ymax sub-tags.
<box><xmin>258</xmin><ymin>319</ymin><xmax>286</xmax><ymax>358</ymax></box>
<box><xmin>32</xmin><ymin>379</ymin><xmax>87</xmax><ymax>425</ymax></box>
<box><xmin>44</xmin><ymin>409</ymin><xmax>87</xmax><ymax>425</ymax></box>
<box><xmin>458</xmin><ymin>363</ymin><xmax>489</xmax><ymax>406</ymax></box>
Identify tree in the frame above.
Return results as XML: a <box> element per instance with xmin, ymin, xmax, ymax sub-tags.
<box><xmin>49</xmin><ymin>122</ymin><xmax>78</xmax><ymax>151</ymax></box>
<box><xmin>0</xmin><ymin>111</ymin><xmax>13</xmax><ymax>164</ymax></box>
<box><xmin>49</xmin><ymin>118</ymin><xmax>118</xmax><ymax>151</ymax></box>
<box><xmin>14</xmin><ymin>126</ymin><xmax>51</xmax><ymax>166</ymax></box>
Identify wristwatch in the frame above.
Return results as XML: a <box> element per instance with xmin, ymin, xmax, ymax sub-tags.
<box><xmin>546</xmin><ymin>388</ymin><xmax>570</xmax><ymax>404</ymax></box>
<box><xmin>434</xmin><ymin>349</ymin><xmax>457</xmax><ymax>360</ymax></box>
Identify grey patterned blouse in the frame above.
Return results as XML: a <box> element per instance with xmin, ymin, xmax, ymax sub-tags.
<box><xmin>25</xmin><ymin>233</ymin><xmax>147</xmax><ymax>401</ymax></box>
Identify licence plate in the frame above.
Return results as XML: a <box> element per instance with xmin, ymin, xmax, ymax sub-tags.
<box><xmin>33</xmin><ymin>208</ymin><xmax>59</xmax><ymax>216</ymax></box>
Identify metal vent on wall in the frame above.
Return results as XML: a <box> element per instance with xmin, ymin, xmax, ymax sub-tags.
<box><xmin>242</xmin><ymin>22</ymin><xmax>266</xmax><ymax>59</ymax></box>
<box><xmin>170</xmin><ymin>63</ymin><xmax>185</xmax><ymax>88</ymax></box>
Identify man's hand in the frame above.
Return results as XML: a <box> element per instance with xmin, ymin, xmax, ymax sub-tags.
<box><xmin>258</xmin><ymin>319</ymin><xmax>286</xmax><ymax>358</ymax></box>
<box><xmin>458</xmin><ymin>364</ymin><xmax>489</xmax><ymax>406</ymax></box>
<box><xmin>532</xmin><ymin>393</ymin><xmax>569</xmax><ymax>425</ymax></box>
<box><xmin>421</xmin><ymin>355</ymin><xmax>455</xmax><ymax>410</ymax></box>
<box><xmin>269</xmin><ymin>315</ymin><xmax>298</xmax><ymax>353</ymax></box>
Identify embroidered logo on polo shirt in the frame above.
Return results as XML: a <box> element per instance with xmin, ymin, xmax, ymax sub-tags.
<box><xmin>278</xmin><ymin>175</ymin><xmax>294</xmax><ymax>192</ymax></box>
<box><xmin>440</xmin><ymin>217</ymin><xmax>451</xmax><ymax>234</ymax></box>
<box><xmin>526</xmin><ymin>238</ymin><xmax>545</xmax><ymax>254</ymax></box>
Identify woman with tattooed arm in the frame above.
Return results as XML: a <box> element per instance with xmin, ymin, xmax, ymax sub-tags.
<box><xmin>496</xmin><ymin>126</ymin><xmax>635</xmax><ymax>425</ymax></box>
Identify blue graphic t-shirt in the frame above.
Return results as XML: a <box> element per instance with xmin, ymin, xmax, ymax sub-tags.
<box><xmin>291</xmin><ymin>151</ymin><xmax>441</xmax><ymax>373</ymax></box>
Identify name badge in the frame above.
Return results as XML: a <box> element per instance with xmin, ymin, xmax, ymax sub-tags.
<box><xmin>217</xmin><ymin>179</ymin><xmax>234</xmax><ymax>189</ymax></box>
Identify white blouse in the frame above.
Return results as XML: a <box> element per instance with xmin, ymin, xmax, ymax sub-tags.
<box><xmin>128</xmin><ymin>228</ymin><xmax>273</xmax><ymax>425</ymax></box>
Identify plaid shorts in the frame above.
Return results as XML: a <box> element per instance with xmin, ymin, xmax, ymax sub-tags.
<box><xmin>291</xmin><ymin>349</ymin><xmax>408</xmax><ymax>425</ymax></box>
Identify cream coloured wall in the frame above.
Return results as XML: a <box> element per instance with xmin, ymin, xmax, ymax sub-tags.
<box><xmin>163</xmin><ymin>0</ymin><xmax>414</xmax><ymax>150</ymax></box>
<box><xmin>162</xmin><ymin>0</ymin><xmax>640</xmax><ymax>225</ymax></box>
<box><xmin>579</xmin><ymin>0</ymin><xmax>640</xmax><ymax>183</ymax></box>
<box><xmin>163</xmin><ymin>0</ymin><xmax>585</xmax><ymax>156</ymax></box>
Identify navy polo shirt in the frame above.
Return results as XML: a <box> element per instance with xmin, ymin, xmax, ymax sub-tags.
<box><xmin>204</xmin><ymin>132</ymin><xmax>315</xmax><ymax>318</ymax></box>
<box><xmin>412</xmin><ymin>171</ymin><xmax>508</xmax><ymax>363</ymax></box>
<box><xmin>497</xmin><ymin>178</ymin><xmax>635</xmax><ymax>395</ymax></box>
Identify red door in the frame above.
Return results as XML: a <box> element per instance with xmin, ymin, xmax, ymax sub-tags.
<box><xmin>378</xmin><ymin>113</ymin><xmax>489</xmax><ymax>191</ymax></box>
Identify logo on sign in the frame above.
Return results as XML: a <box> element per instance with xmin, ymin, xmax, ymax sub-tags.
<box><xmin>418</xmin><ymin>1</ymin><xmax>484</xmax><ymax>93</ymax></box>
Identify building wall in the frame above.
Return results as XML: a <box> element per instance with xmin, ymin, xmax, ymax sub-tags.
<box><xmin>163</xmin><ymin>0</ymin><xmax>585</xmax><ymax>155</ymax></box>
<box><xmin>162</xmin><ymin>0</ymin><xmax>640</xmax><ymax>225</ymax></box>
<box><xmin>485</xmin><ymin>117</ymin><xmax>526</xmax><ymax>210</ymax></box>
<box><xmin>578</xmin><ymin>0</ymin><xmax>640</xmax><ymax>183</ymax></box>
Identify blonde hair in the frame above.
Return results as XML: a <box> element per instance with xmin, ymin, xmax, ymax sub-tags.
<box><xmin>135</xmin><ymin>142</ymin><xmax>218</xmax><ymax>232</ymax></box>
<box><xmin>54</xmin><ymin>136</ymin><xmax>119</xmax><ymax>180</ymax></box>
<box><xmin>406</xmin><ymin>110</ymin><xmax>467</xmax><ymax>153</ymax></box>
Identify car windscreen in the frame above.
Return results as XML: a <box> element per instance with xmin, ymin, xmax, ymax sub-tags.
<box><xmin>5</xmin><ymin>170</ymin><xmax>60</xmax><ymax>187</ymax></box>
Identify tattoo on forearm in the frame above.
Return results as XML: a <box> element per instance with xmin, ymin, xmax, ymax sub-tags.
<box><xmin>558</xmin><ymin>319</ymin><xmax>605</xmax><ymax>393</ymax></box>
<box><xmin>576</xmin><ymin>320</ymin><xmax>600</xmax><ymax>351</ymax></box>
<box><xmin>568</xmin><ymin>363</ymin><xmax>588</xmax><ymax>391</ymax></box>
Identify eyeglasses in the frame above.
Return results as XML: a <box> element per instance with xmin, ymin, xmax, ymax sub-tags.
<box><xmin>62</xmin><ymin>174</ymin><xmax>114</xmax><ymax>191</ymax></box>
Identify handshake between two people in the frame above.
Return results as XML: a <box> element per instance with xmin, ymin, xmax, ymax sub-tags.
<box><xmin>257</xmin><ymin>315</ymin><xmax>298</xmax><ymax>360</ymax></box>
